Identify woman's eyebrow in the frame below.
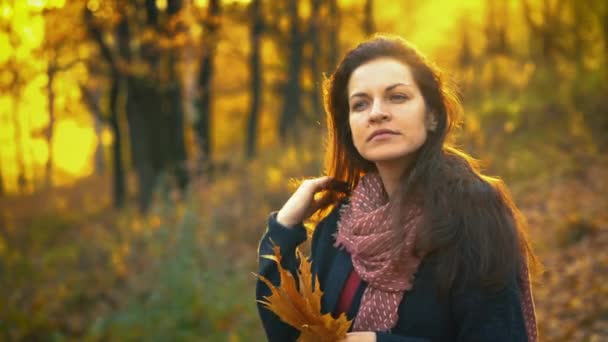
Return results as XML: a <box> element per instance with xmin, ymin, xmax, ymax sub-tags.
<box><xmin>349</xmin><ymin>83</ymin><xmax>413</xmax><ymax>100</ymax></box>
<box><xmin>385</xmin><ymin>82</ymin><xmax>413</xmax><ymax>91</ymax></box>
<box><xmin>349</xmin><ymin>92</ymin><xmax>369</xmax><ymax>100</ymax></box>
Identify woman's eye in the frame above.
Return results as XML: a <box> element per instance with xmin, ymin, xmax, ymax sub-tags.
<box><xmin>351</xmin><ymin>101</ymin><xmax>368</xmax><ymax>111</ymax></box>
<box><xmin>390</xmin><ymin>93</ymin><xmax>409</xmax><ymax>102</ymax></box>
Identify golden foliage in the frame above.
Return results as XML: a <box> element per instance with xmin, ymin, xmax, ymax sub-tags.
<box><xmin>257</xmin><ymin>244</ymin><xmax>352</xmax><ymax>342</ymax></box>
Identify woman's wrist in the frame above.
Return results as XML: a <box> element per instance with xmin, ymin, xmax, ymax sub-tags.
<box><xmin>276</xmin><ymin>210</ymin><xmax>299</xmax><ymax>228</ymax></box>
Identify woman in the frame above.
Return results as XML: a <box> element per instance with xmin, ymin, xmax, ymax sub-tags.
<box><xmin>256</xmin><ymin>35</ymin><xmax>539</xmax><ymax>342</ymax></box>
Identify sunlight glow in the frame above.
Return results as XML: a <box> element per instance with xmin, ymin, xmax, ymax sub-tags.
<box><xmin>87</xmin><ymin>0</ymin><xmax>100</xmax><ymax>12</ymax></box>
<box><xmin>194</xmin><ymin>0</ymin><xmax>252</xmax><ymax>7</ymax></box>
<box><xmin>101</xmin><ymin>127</ymin><xmax>113</xmax><ymax>146</ymax></box>
<box><xmin>27</xmin><ymin>0</ymin><xmax>46</xmax><ymax>9</ymax></box>
<box><xmin>31</xmin><ymin>138</ymin><xmax>49</xmax><ymax>165</ymax></box>
<box><xmin>1</xmin><ymin>5</ymin><xmax>12</xmax><ymax>19</ymax></box>
<box><xmin>52</xmin><ymin>120</ymin><xmax>96</xmax><ymax>176</ymax></box>
<box><xmin>26</xmin><ymin>0</ymin><xmax>66</xmax><ymax>9</ymax></box>
<box><xmin>1</xmin><ymin>0</ymin><xmax>555</xmax><ymax>194</ymax></box>
<box><xmin>156</xmin><ymin>0</ymin><xmax>168</xmax><ymax>11</ymax></box>
<box><xmin>0</xmin><ymin>34</ymin><xmax>10</xmax><ymax>64</ymax></box>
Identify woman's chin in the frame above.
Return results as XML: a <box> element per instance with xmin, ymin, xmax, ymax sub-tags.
<box><xmin>362</xmin><ymin>150</ymin><xmax>414</xmax><ymax>165</ymax></box>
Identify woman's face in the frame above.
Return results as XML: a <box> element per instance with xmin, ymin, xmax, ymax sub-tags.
<box><xmin>347</xmin><ymin>58</ymin><xmax>434</xmax><ymax>166</ymax></box>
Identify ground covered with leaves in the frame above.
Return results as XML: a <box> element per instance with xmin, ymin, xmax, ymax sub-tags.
<box><xmin>1</xmin><ymin>151</ymin><xmax>606</xmax><ymax>341</ymax></box>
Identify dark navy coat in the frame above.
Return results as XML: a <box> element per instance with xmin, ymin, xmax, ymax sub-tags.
<box><xmin>256</xmin><ymin>204</ymin><xmax>529</xmax><ymax>341</ymax></box>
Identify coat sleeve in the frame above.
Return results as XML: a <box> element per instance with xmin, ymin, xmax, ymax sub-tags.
<box><xmin>451</xmin><ymin>276</ymin><xmax>529</xmax><ymax>342</ymax></box>
<box><xmin>256</xmin><ymin>212</ymin><xmax>307</xmax><ymax>342</ymax></box>
<box><xmin>375</xmin><ymin>277</ymin><xmax>528</xmax><ymax>342</ymax></box>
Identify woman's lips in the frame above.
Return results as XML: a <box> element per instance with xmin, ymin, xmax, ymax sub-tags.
<box><xmin>367</xmin><ymin>129</ymin><xmax>399</xmax><ymax>142</ymax></box>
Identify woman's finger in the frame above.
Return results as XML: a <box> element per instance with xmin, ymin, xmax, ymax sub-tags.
<box><xmin>305</xmin><ymin>176</ymin><xmax>332</xmax><ymax>193</ymax></box>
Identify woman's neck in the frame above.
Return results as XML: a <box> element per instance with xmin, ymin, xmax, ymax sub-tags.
<box><xmin>375</xmin><ymin>157</ymin><xmax>412</xmax><ymax>199</ymax></box>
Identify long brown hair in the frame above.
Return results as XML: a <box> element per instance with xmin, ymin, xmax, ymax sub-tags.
<box><xmin>321</xmin><ymin>35</ymin><xmax>540</xmax><ymax>293</ymax></box>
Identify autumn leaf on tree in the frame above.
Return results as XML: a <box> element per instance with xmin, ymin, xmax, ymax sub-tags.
<box><xmin>257</xmin><ymin>244</ymin><xmax>352</xmax><ymax>342</ymax></box>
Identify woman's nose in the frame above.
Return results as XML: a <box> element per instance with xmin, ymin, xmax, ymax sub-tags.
<box><xmin>369</xmin><ymin>100</ymin><xmax>389</xmax><ymax>122</ymax></box>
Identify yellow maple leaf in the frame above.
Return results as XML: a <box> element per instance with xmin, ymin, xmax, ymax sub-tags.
<box><xmin>257</xmin><ymin>244</ymin><xmax>352</xmax><ymax>342</ymax></box>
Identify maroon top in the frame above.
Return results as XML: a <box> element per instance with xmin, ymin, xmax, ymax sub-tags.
<box><xmin>334</xmin><ymin>269</ymin><xmax>362</xmax><ymax>315</ymax></box>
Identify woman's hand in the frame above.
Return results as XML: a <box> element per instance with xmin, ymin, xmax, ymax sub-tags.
<box><xmin>338</xmin><ymin>332</ymin><xmax>377</xmax><ymax>342</ymax></box>
<box><xmin>276</xmin><ymin>176</ymin><xmax>333</xmax><ymax>227</ymax></box>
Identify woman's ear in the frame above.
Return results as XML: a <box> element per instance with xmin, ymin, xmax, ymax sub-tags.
<box><xmin>426</xmin><ymin>111</ymin><xmax>438</xmax><ymax>132</ymax></box>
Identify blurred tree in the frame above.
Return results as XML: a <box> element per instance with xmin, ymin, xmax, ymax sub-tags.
<box><xmin>456</xmin><ymin>15</ymin><xmax>477</xmax><ymax>101</ymax></box>
<box><xmin>10</xmin><ymin>95</ymin><xmax>27</xmax><ymax>194</ymax></box>
<box><xmin>84</xmin><ymin>4</ymin><xmax>126</xmax><ymax>209</ymax></box>
<box><xmin>0</xmin><ymin>161</ymin><xmax>4</xmax><ymax>197</ymax></box>
<box><xmin>307</xmin><ymin>0</ymin><xmax>323</xmax><ymax>121</ymax></box>
<box><xmin>195</xmin><ymin>0</ymin><xmax>221</xmax><ymax>171</ymax></box>
<box><xmin>0</xmin><ymin>18</ymin><xmax>31</xmax><ymax>194</ymax></box>
<box><xmin>45</xmin><ymin>59</ymin><xmax>56</xmax><ymax>188</ymax></box>
<box><xmin>126</xmin><ymin>0</ymin><xmax>189</xmax><ymax>211</ymax></box>
<box><xmin>165</xmin><ymin>0</ymin><xmax>189</xmax><ymax>191</ymax></box>
<box><xmin>41</xmin><ymin>5</ymin><xmax>86</xmax><ymax>188</ymax></box>
<box><xmin>279</xmin><ymin>0</ymin><xmax>304</xmax><ymax>143</ymax></box>
<box><xmin>519</xmin><ymin>0</ymin><xmax>607</xmax><ymax>150</ymax></box>
<box><xmin>124</xmin><ymin>0</ymin><xmax>163</xmax><ymax>212</ymax></box>
<box><xmin>521</xmin><ymin>0</ymin><xmax>567</xmax><ymax>70</ymax></box>
<box><xmin>484</xmin><ymin>0</ymin><xmax>510</xmax><ymax>57</ymax></box>
<box><xmin>483</xmin><ymin>0</ymin><xmax>512</xmax><ymax>91</ymax></box>
<box><xmin>363</xmin><ymin>0</ymin><xmax>375</xmax><ymax>36</ymax></box>
<box><xmin>246</xmin><ymin>0</ymin><xmax>262</xmax><ymax>159</ymax></box>
<box><xmin>80</xmin><ymin>73</ymin><xmax>107</xmax><ymax>176</ymax></box>
<box><xmin>570</xmin><ymin>0</ymin><xmax>608</xmax><ymax>151</ymax></box>
<box><xmin>327</xmin><ymin>0</ymin><xmax>340</xmax><ymax>75</ymax></box>
<box><xmin>458</xmin><ymin>18</ymin><xmax>474</xmax><ymax>69</ymax></box>
<box><xmin>569</xmin><ymin>0</ymin><xmax>593</xmax><ymax>109</ymax></box>
<box><xmin>262</xmin><ymin>0</ymin><xmax>342</xmax><ymax>143</ymax></box>
<box><xmin>85</xmin><ymin>0</ymin><xmax>193</xmax><ymax>212</ymax></box>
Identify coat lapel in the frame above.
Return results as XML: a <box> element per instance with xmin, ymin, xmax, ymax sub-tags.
<box><xmin>322</xmin><ymin>246</ymin><xmax>353</xmax><ymax>315</ymax></box>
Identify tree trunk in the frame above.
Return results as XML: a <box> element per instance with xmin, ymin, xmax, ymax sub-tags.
<box><xmin>279</xmin><ymin>0</ymin><xmax>303</xmax><ymax>142</ymax></box>
<box><xmin>459</xmin><ymin>22</ymin><xmax>473</xmax><ymax>69</ymax></box>
<box><xmin>521</xmin><ymin>0</ymin><xmax>541</xmax><ymax>63</ymax></box>
<box><xmin>126</xmin><ymin>78</ymin><xmax>159</xmax><ymax>212</ymax></box>
<box><xmin>85</xmin><ymin>5</ymin><xmax>127</xmax><ymax>209</ymax></box>
<box><xmin>195</xmin><ymin>0</ymin><xmax>221</xmax><ymax>171</ymax></box>
<box><xmin>246</xmin><ymin>0</ymin><xmax>262</xmax><ymax>159</ymax></box>
<box><xmin>486</xmin><ymin>0</ymin><xmax>510</xmax><ymax>56</ymax></box>
<box><xmin>327</xmin><ymin>0</ymin><xmax>340</xmax><ymax>72</ymax></box>
<box><xmin>196</xmin><ymin>54</ymin><xmax>212</xmax><ymax>167</ymax></box>
<box><xmin>0</xmin><ymin>161</ymin><xmax>4</xmax><ymax>197</ymax></box>
<box><xmin>363</xmin><ymin>0</ymin><xmax>375</xmax><ymax>36</ymax></box>
<box><xmin>167</xmin><ymin>0</ymin><xmax>183</xmax><ymax>14</ymax></box>
<box><xmin>167</xmin><ymin>0</ymin><xmax>189</xmax><ymax>191</ymax></box>
<box><xmin>45</xmin><ymin>65</ymin><xmax>55</xmax><ymax>188</ymax></box>
<box><xmin>93</xmin><ymin>112</ymin><xmax>105</xmax><ymax>176</ymax></box>
<box><xmin>117</xmin><ymin>8</ymin><xmax>159</xmax><ymax>213</ymax></box>
<box><xmin>109</xmin><ymin>74</ymin><xmax>126</xmax><ymax>209</ymax></box>
<box><xmin>308</xmin><ymin>0</ymin><xmax>323</xmax><ymax>119</ymax></box>
<box><xmin>521</xmin><ymin>0</ymin><xmax>561</xmax><ymax>69</ymax></box>
<box><xmin>12</xmin><ymin>97</ymin><xmax>27</xmax><ymax>194</ymax></box>
<box><xmin>126</xmin><ymin>1</ymin><xmax>167</xmax><ymax>212</ymax></box>
<box><xmin>145</xmin><ymin>0</ymin><xmax>158</xmax><ymax>26</ymax></box>
<box><xmin>143</xmin><ymin>0</ymin><xmax>160</xmax><ymax>70</ymax></box>
<box><xmin>166</xmin><ymin>80</ymin><xmax>189</xmax><ymax>191</ymax></box>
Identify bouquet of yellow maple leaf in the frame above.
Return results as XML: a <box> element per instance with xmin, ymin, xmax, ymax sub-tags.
<box><xmin>257</xmin><ymin>244</ymin><xmax>352</xmax><ymax>342</ymax></box>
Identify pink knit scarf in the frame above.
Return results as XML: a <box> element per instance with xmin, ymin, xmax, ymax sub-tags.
<box><xmin>334</xmin><ymin>172</ymin><xmax>538</xmax><ymax>341</ymax></box>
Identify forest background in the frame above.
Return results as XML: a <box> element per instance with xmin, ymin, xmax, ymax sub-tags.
<box><xmin>0</xmin><ymin>0</ymin><xmax>607</xmax><ymax>340</ymax></box>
